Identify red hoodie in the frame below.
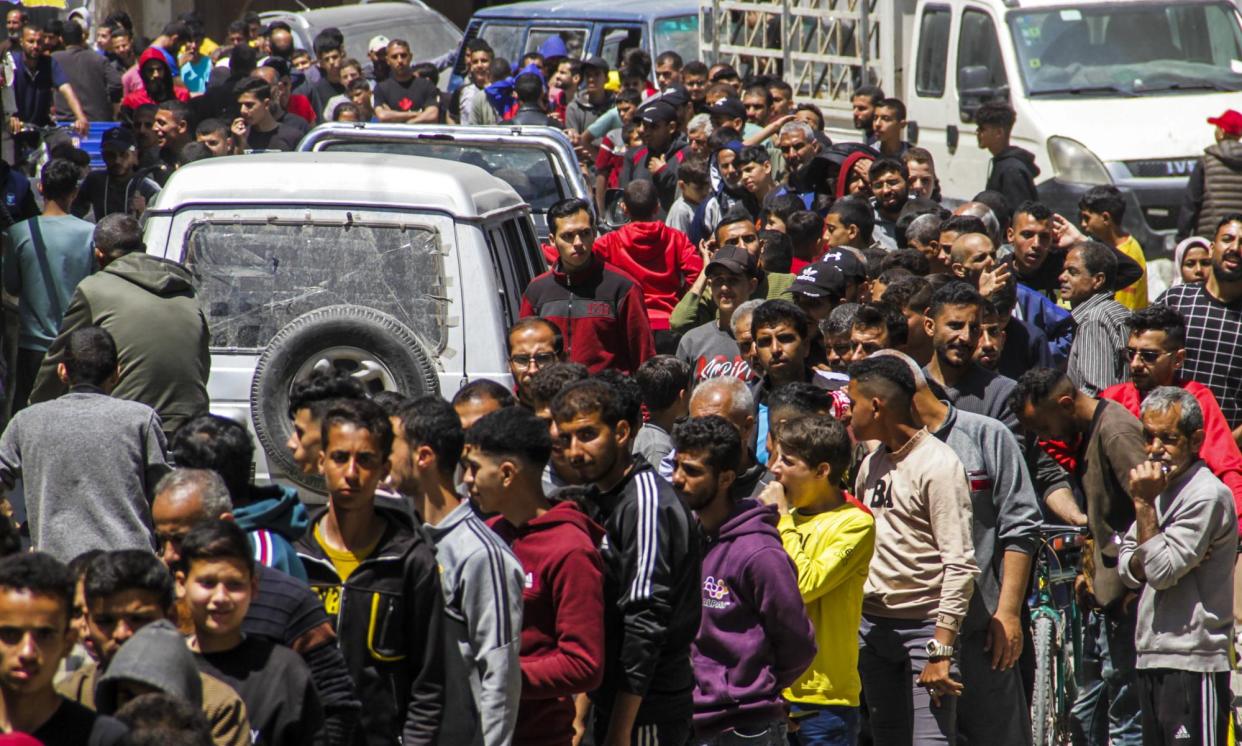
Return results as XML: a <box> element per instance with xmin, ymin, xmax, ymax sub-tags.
<box><xmin>1100</xmin><ymin>379</ymin><xmax>1242</xmax><ymax>535</ymax></box>
<box><xmin>488</xmin><ymin>501</ymin><xmax>605</xmax><ymax>746</ymax></box>
<box><xmin>592</xmin><ymin>221</ymin><xmax>703</xmax><ymax>331</ymax></box>
<box><xmin>120</xmin><ymin>47</ymin><xmax>190</xmax><ymax>111</ymax></box>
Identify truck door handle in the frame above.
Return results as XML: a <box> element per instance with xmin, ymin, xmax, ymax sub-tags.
<box><xmin>947</xmin><ymin>125</ymin><xmax>959</xmax><ymax>154</ymax></box>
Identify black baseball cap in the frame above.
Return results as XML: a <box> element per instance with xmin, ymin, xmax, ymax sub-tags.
<box><xmin>261</xmin><ymin>56</ymin><xmax>291</xmax><ymax>77</ymax></box>
<box><xmin>819</xmin><ymin>248</ymin><xmax>867</xmax><ymax>283</ymax></box>
<box><xmin>709</xmin><ymin>97</ymin><xmax>745</xmax><ymax>120</ymax></box>
<box><xmin>101</xmin><ymin>126</ymin><xmax>137</xmax><ymax>153</ymax></box>
<box><xmin>638</xmin><ymin>101</ymin><xmax>679</xmax><ymax>125</ymax></box>
<box><xmin>581</xmin><ymin>55</ymin><xmax>609</xmax><ymax>73</ymax></box>
<box><xmin>706</xmin><ymin>245</ymin><xmax>758</xmax><ymax>278</ymax></box>
<box><xmin>660</xmin><ymin>85</ymin><xmax>690</xmax><ymax>109</ymax></box>
<box><xmin>789</xmin><ymin>260</ymin><xmax>847</xmax><ymax>299</ymax></box>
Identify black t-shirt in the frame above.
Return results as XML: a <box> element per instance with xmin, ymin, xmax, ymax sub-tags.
<box><xmin>32</xmin><ymin>698</ymin><xmax>127</xmax><ymax>746</ymax></box>
<box><xmin>245</xmin><ymin>123</ymin><xmax>301</xmax><ymax>152</ymax></box>
<box><xmin>195</xmin><ymin>636</ymin><xmax>323</xmax><ymax>746</ymax></box>
<box><xmin>372</xmin><ymin>75</ymin><xmax>438</xmax><ymax>114</ymax></box>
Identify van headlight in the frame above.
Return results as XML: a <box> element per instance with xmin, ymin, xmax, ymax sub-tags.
<box><xmin>1047</xmin><ymin>137</ymin><xmax>1112</xmax><ymax>185</ymax></box>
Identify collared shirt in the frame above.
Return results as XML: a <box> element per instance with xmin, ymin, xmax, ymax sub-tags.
<box><xmin>1158</xmin><ymin>282</ymin><xmax>1242</xmax><ymax>428</ymax></box>
<box><xmin>1067</xmin><ymin>291</ymin><xmax>1131</xmax><ymax>396</ymax></box>
<box><xmin>11</xmin><ymin>51</ymin><xmax>68</xmax><ymax>125</ymax></box>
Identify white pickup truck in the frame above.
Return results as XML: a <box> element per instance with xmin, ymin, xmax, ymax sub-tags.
<box><xmin>702</xmin><ymin>0</ymin><xmax>1242</xmax><ymax>255</ymax></box>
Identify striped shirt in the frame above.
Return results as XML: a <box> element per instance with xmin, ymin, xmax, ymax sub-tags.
<box><xmin>1067</xmin><ymin>292</ymin><xmax>1131</xmax><ymax>396</ymax></box>
<box><xmin>1158</xmin><ymin>283</ymin><xmax>1242</xmax><ymax>428</ymax></box>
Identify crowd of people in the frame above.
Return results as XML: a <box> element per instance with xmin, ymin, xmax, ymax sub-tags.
<box><xmin>0</xmin><ymin>6</ymin><xmax>1241</xmax><ymax>746</ymax></box>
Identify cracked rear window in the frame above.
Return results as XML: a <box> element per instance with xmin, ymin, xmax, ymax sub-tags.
<box><xmin>184</xmin><ymin>221</ymin><xmax>447</xmax><ymax>351</ymax></box>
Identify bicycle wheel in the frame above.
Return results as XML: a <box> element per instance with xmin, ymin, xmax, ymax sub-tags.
<box><xmin>1032</xmin><ymin>614</ymin><xmax>1057</xmax><ymax>746</ymax></box>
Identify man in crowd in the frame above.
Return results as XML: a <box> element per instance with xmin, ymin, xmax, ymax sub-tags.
<box><xmin>1011</xmin><ymin>369</ymin><xmax>1146</xmax><ymax>745</ymax></box>
<box><xmin>620</xmin><ymin>101</ymin><xmax>688</xmax><ymax>211</ymax></box>
<box><xmin>507</xmin><ymin>318</ymin><xmax>566</xmax><ymax>408</ymax></box>
<box><xmin>521</xmin><ymin>198</ymin><xmax>655</xmax><ymax>374</ymax></box>
<box><xmin>872</xmin><ymin>98</ymin><xmax>910</xmax><ymax>158</ymax></box>
<box><xmin>852</xmin><ymin>85</ymin><xmax>883</xmax><ymax>144</ymax></box>
<box><xmin>51</xmin><ymin>19</ymin><xmax>118</xmax><ymax>123</ymax></box>
<box><xmin>551</xmin><ymin>379</ymin><xmax>702</xmax><ymax>745</ymax></box>
<box><xmin>1061</xmin><ymin>241</ymin><xmax>1132</xmax><ymax>396</ymax></box>
<box><xmin>454</xmin><ymin>39</ymin><xmax>493</xmax><ymax>125</ymax></box>
<box><xmin>72</xmin><ymin>127</ymin><xmax>162</xmax><ymax>220</ymax></box>
<box><xmin>10</xmin><ymin>24</ymin><xmax>90</xmax><ymax>142</ymax></box>
<box><xmin>1119</xmin><ymin>388</ymin><xmax>1237</xmax><ymax>745</ymax></box>
<box><xmin>298</xmin><ymin>30</ymin><xmax>346</xmax><ymax>118</ymax></box>
<box><xmin>976</xmin><ymin>101</ymin><xmax>1039</xmax><ymax>211</ymax></box>
<box><xmin>672</xmin><ymin>415</ymin><xmax>816</xmax><ymax>744</ymax></box>
<box><xmin>31</xmin><ymin>214</ymin><xmax>210</xmax><ymax>438</ymax></box>
<box><xmin>231</xmin><ymin>76</ymin><xmax>301</xmax><ymax>152</ymax></box>
<box><xmin>373</xmin><ymin>39</ymin><xmax>439</xmax><ymax>124</ymax></box>
<box><xmin>870</xmin><ymin>158</ymin><xmax>911</xmax><ymax>249</ymax></box>
<box><xmin>676</xmin><ymin>246</ymin><xmax>760</xmax><ymax>384</ymax></box>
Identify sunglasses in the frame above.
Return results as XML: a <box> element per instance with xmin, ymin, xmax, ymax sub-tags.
<box><xmin>1123</xmin><ymin>348</ymin><xmax>1168</xmax><ymax>364</ymax></box>
<box><xmin>510</xmin><ymin>352</ymin><xmax>558</xmax><ymax>367</ymax></box>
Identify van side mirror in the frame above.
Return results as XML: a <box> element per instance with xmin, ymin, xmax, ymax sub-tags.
<box><xmin>958</xmin><ymin>65</ymin><xmax>995</xmax><ymax>122</ymax></box>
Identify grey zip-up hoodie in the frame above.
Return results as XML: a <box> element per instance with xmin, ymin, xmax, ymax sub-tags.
<box><xmin>931</xmin><ymin>405</ymin><xmax>1042</xmax><ymax>633</ymax></box>
<box><xmin>1119</xmin><ymin>462</ymin><xmax>1237</xmax><ymax>672</ymax></box>
<box><xmin>424</xmin><ymin>500</ymin><xmax>524</xmax><ymax>746</ymax></box>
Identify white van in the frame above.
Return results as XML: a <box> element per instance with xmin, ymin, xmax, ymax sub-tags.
<box><xmin>703</xmin><ymin>0</ymin><xmax>1242</xmax><ymax>254</ymax></box>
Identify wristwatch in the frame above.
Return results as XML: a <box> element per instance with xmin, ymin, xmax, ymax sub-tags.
<box><xmin>925</xmin><ymin>639</ymin><xmax>955</xmax><ymax>660</ymax></box>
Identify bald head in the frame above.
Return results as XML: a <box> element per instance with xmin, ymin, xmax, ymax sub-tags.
<box><xmin>953</xmin><ymin>201</ymin><xmax>1000</xmax><ymax>243</ymax></box>
<box><xmin>950</xmin><ymin>232</ymin><xmax>996</xmax><ymax>282</ymax></box>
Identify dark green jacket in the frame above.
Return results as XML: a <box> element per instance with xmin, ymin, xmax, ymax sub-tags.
<box><xmin>29</xmin><ymin>252</ymin><xmax>210</xmax><ymax>434</ymax></box>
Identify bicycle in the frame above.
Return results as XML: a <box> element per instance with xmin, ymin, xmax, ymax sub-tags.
<box><xmin>1029</xmin><ymin>524</ymin><xmax>1089</xmax><ymax>746</ymax></box>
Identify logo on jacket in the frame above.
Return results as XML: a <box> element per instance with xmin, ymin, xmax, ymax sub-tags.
<box><xmin>696</xmin><ymin>355</ymin><xmax>753</xmax><ymax>382</ymax></box>
<box><xmin>524</xmin><ymin>572</ymin><xmax>534</xmax><ymax>589</ymax></box>
<box><xmin>702</xmin><ymin>576</ymin><xmax>731</xmax><ymax>609</ymax></box>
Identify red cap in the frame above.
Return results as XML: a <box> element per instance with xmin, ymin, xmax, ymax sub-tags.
<box><xmin>1208</xmin><ymin>109</ymin><xmax>1242</xmax><ymax>136</ymax></box>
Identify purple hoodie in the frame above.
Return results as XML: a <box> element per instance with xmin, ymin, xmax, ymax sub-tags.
<box><xmin>692</xmin><ymin>499</ymin><xmax>817</xmax><ymax>736</ymax></box>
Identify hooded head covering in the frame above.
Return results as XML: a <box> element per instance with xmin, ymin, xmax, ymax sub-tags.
<box><xmin>96</xmin><ymin>619</ymin><xmax>204</xmax><ymax>714</ymax></box>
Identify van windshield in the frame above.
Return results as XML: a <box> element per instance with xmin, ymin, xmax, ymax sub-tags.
<box><xmin>1008</xmin><ymin>2</ymin><xmax>1242</xmax><ymax>96</ymax></box>
<box><xmin>654</xmin><ymin>15</ymin><xmax>699</xmax><ymax>66</ymax></box>
<box><xmin>321</xmin><ymin>140</ymin><xmax>567</xmax><ymax>211</ymax></box>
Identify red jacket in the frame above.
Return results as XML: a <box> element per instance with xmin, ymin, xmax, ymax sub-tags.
<box><xmin>287</xmin><ymin>93</ymin><xmax>317</xmax><ymax>124</ymax></box>
<box><xmin>488</xmin><ymin>502</ymin><xmax>605</xmax><ymax>746</ymax></box>
<box><xmin>520</xmin><ymin>255</ymin><xmax>655</xmax><ymax>373</ymax></box>
<box><xmin>120</xmin><ymin>47</ymin><xmax>190</xmax><ymax>111</ymax></box>
<box><xmin>1100</xmin><ymin>379</ymin><xmax>1242</xmax><ymax>535</ymax></box>
<box><xmin>591</xmin><ymin>221</ymin><xmax>703</xmax><ymax>331</ymax></box>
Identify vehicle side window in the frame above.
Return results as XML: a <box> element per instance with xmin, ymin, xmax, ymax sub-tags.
<box><xmin>915</xmin><ymin>6</ymin><xmax>951</xmax><ymax>97</ymax></box>
<box><xmin>485</xmin><ymin>224</ymin><xmax>524</xmax><ymax>326</ymax></box>
<box><xmin>599</xmin><ymin>26</ymin><xmax>643</xmax><ymax>69</ymax></box>
<box><xmin>526</xmin><ymin>27</ymin><xmax>588</xmax><ymax>59</ymax></box>
<box><xmin>957</xmin><ymin>9</ymin><xmax>1008</xmax><ymax>92</ymax></box>
<box><xmin>479</xmin><ymin>22</ymin><xmax>524</xmax><ymax>65</ymax></box>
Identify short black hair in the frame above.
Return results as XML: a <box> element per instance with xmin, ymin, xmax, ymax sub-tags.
<box><xmin>881</xmin><ymin>276</ymin><xmax>933</xmax><ymax>314</ymax></box>
<box><xmin>794</xmin><ymin>102</ymin><xmax>825</xmax><ymax>130</ymax></box>
<box><xmin>514</xmin><ymin>72</ymin><xmax>543</xmax><ymax>104</ymax></box>
<box><xmin>465</xmin><ymin>38</ymin><xmax>493</xmax><ymax>56</ymax></box>
<box><xmin>0</xmin><ymin>552</ymin><xmax>73</xmax><ymax>620</ymax></box>
<box><xmin>848</xmin><ymin>355</ymin><xmax>916</xmax><ymax>405</ymax></box>
<box><xmin>1009</xmin><ymin>368</ymin><xmax>1073</xmax><ymax>414</ymax></box>
<box><xmin>178</xmin><ymin>519</ymin><xmax>254</xmax><ymax>578</ymax></box>
<box><xmin>85</xmin><ymin>550</ymin><xmax>174</xmax><ymax>611</ymax></box>
<box><xmin>1013</xmin><ymin>201</ymin><xmax>1052</xmax><ymax>222</ymax></box>
<box><xmin>592</xmin><ymin>370</ymin><xmax>643</xmax><ymax>429</ymax></box>
<box><xmin>195</xmin><ymin>118</ymin><xmax>229</xmax><ymax>138</ymax></box>
<box><xmin>371</xmin><ymin>390</ymin><xmax>411</xmax><ymax>416</ymax></box>
<box><xmin>752</xmin><ymin>299</ymin><xmax>810</xmax><ymax>340</ymax></box>
<box><xmin>1079</xmin><ymin>185</ymin><xmax>1126</xmax><ymax>223</ymax></box>
<box><xmin>928</xmin><ymin>280</ymin><xmax>984</xmax><ymax>319</ymax></box>
<box><xmin>287</xmin><ymin>370</ymin><xmax>366</xmax><ymax>420</ymax></box>
<box><xmin>41</xmin><ymin>158</ymin><xmax>81</xmax><ymax>201</ymax></box>
<box><xmin>622</xmin><ymin>179</ymin><xmax>660</xmax><ymax>220</ymax></box>
<box><xmin>551</xmin><ymin>379</ymin><xmax>628</xmax><ymax>430</ymax></box>
<box><xmin>464</xmin><ymin>406</ymin><xmax>552</xmax><ymax>469</ymax></box>
<box><xmin>1070</xmin><ymin>240</ymin><xmax>1118</xmax><ymax>289</ymax></box>
<box><xmin>548</xmin><ymin>197</ymin><xmax>593</xmax><ymax>236</ymax></box>
<box><xmin>321</xmin><ymin>397</ymin><xmax>395</xmax><ymax>461</ymax></box>
<box><xmin>1215</xmin><ymin>213</ymin><xmax>1242</xmax><ymax>235</ymax></box>
<box><xmin>313</xmin><ymin>29</ymin><xmax>342</xmax><ymax>56</ymax></box>
<box><xmin>853</xmin><ymin>85</ymin><xmax>884</xmax><ymax>104</ymax></box>
<box><xmin>397</xmin><ymin>396</ymin><xmax>464</xmax><ymax>474</ymax></box>
<box><xmin>786</xmin><ymin>211</ymin><xmax>824</xmax><ymax>250</ymax></box>
<box><xmin>672</xmin><ymin>415</ymin><xmax>741</xmax><ymax>474</ymax></box>
<box><xmin>939</xmin><ymin>214</ymin><xmax>987</xmax><ymax>239</ymax></box>
<box><xmin>63</xmin><ymin>326</ymin><xmax>118</xmax><ymax>386</ymax></box>
<box><xmin>869</xmin><ymin>157</ymin><xmax>908</xmax><ymax>183</ymax></box>
<box><xmin>881</xmin><ymin>248</ymin><xmax>931</xmax><ymax>276</ymax></box>
<box><xmin>853</xmin><ymin>302</ymin><xmax>908</xmax><ymax>346</ymax></box>
<box><xmin>742</xmin><ymin>84</ymin><xmax>773</xmax><ymax>105</ymax></box>
<box><xmin>762</xmin><ymin>193</ymin><xmax>806</xmax><ymax>227</ymax></box>
<box><xmin>156</xmin><ymin>99</ymin><xmax>193</xmax><ymax>125</ymax></box>
<box><xmin>737</xmin><ymin>145</ymin><xmax>770</xmax><ymax>168</ymax></box>
<box><xmin>233</xmin><ymin>75</ymin><xmax>271</xmax><ymax>102</ymax></box>
<box><xmin>975</xmin><ymin>101</ymin><xmax>1016</xmax><ymax>131</ymax></box>
<box><xmin>768</xmin><ymin>382</ymin><xmax>833</xmax><ymax>420</ymax></box>
<box><xmin>683</xmin><ymin>60</ymin><xmax>709</xmax><ymax>77</ymax></box>
<box><xmin>828</xmin><ymin>196</ymin><xmax>874</xmax><ymax>243</ymax></box>
<box><xmin>759</xmin><ymin>230</ymin><xmax>793</xmax><ymax>274</ymax></box>
<box><xmin>971</xmin><ymin>190</ymin><xmax>1013</xmax><ymax>233</ymax></box>
<box><xmin>169</xmin><ymin>415</ymin><xmax>254</xmax><ymax>500</ymax></box>
<box><xmin>677</xmin><ymin>157</ymin><xmax>710</xmax><ymax>189</ymax></box>
<box><xmin>452</xmin><ymin>379</ymin><xmax>517</xmax><ymax>411</ymax></box>
<box><xmin>635</xmin><ymin>356</ymin><xmax>690</xmax><ymax>412</ymax></box>
<box><xmin>1127</xmin><ymin>304</ymin><xmax>1186</xmax><ymax>349</ymax></box>
<box><xmin>775</xmin><ymin>414</ymin><xmax>850</xmax><ymax>480</ymax></box>
<box><xmin>656</xmin><ymin>51</ymin><xmax>683</xmax><ymax>69</ymax></box>
<box><xmin>528</xmin><ymin>363</ymin><xmax>590</xmax><ymax>408</ymax></box>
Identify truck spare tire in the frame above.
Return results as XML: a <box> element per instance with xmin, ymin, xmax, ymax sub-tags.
<box><xmin>250</xmin><ymin>304</ymin><xmax>440</xmax><ymax>493</ymax></box>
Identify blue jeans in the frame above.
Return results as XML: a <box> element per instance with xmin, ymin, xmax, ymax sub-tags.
<box><xmin>1070</xmin><ymin>608</ymin><xmax>1141</xmax><ymax>746</ymax></box>
<box><xmin>787</xmin><ymin>704</ymin><xmax>858</xmax><ymax>746</ymax></box>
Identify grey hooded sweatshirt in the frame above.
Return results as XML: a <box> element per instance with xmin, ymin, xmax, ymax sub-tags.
<box><xmin>1119</xmin><ymin>461</ymin><xmax>1238</xmax><ymax>672</ymax></box>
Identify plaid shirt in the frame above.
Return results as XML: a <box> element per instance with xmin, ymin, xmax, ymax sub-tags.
<box><xmin>1067</xmin><ymin>292</ymin><xmax>1131</xmax><ymax>396</ymax></box>
<box><xmin>1158</xmin><ymin>283</ymin><xmax>1242</xmax><ymax>428</ymax></box>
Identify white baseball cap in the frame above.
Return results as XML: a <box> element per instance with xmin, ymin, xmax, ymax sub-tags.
<box><xmin>369</xmin><ymin>35</ymin><xmax>390</xmax><ymax>53</ymax></box>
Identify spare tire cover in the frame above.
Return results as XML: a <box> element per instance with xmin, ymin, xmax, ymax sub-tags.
<box><xmin>250</xmin><ymin>304</ymin><xmax>439</xmax><ymax>492</ymax></box>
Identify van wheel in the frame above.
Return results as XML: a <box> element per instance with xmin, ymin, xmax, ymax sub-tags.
<box><xmin>250</xmin><ymin>305</ymin><xmax>440</xmax><ymax>493</ymax></box>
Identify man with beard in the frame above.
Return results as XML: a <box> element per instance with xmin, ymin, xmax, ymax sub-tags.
<box><xmin>1157</xmin><ymin>213</ymin><xmax>1242</xmax><ymax>442</ymax></box>
<box><xmin>256</xmin><ymin>59</ymin><xmax>314</xmax><ymax>135</ymax></box>
<box><xmin>852</xmin><ymin>85</ymin><xmax>883</xmax><ymax>146</ymax></box>
<box><xmin>120</xmin><ymin>47</ymin><xmax>187</xmax><ymax>114</ymax></box>
<box><xmin>10</xmin><ymin>24</ymin><xmax>90</xmax><ymax>141</ymax></box>
<box><xmin>869</xmin><ymin>158</ymin><xmax>911</xmax><ymax>250</ymax></box>
<box><xmin>1</xmin><ymin>7</ymin><xmax>26</xmax><ymax>56</ymax></box>
<box><xmin>672</xmin><ymin>415</ymin><xmax>815</xmax><ymax>745</ymax></box>
<box><xmin>551</xmin><ymin>379</ymin><xmax>702</xmax><ymax>746</ymax></box>
<box><xmin>776</xmin><ymin>120</ymin><xmax>824</xmax><ymax>207</ymax></box>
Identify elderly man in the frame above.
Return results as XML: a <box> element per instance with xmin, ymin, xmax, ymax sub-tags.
<box><xmin>1119</xmin><ymin>388</ymin><xmax>1236</xmax><ymax>746</ymax></box>
<box><xmin>1060</xmin><ymin>241</ymin><xmax>1132</xmax><ymax>396</ymax></box>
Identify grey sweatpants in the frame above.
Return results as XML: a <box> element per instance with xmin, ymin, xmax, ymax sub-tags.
<box><xmin>858</xmin><ymin>614</ymin><xmax>958</xmax><ymax>746</ymax></box>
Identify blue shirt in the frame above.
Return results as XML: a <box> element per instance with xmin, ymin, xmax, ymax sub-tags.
<box><xmin>11</xmin><ymin>52</ymin><xmax>68</xmax><ymax>126</ymax></box>
<box><xmin>180</xmin><ymin>56</ymin><xmax>211</xmax><ymax>94</ymax></box>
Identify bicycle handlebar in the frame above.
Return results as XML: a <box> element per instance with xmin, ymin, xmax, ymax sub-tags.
<box><xmin>1038</xmin><ymin>524</ymin><xmax>1090</xmax><ymax>537</ymax></box>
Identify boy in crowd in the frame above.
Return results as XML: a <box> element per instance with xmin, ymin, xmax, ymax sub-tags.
<box><xmin>823</xmin><ymin>197</ymin><xmax>876</xmax><ymax>254</ymax></box>
<box><xmin>465</xmin><ymin>407</ymin><xmax>606</xmax><ymax>746</ymax></box>
<box><xmin>667</xmin><ymin>156</ymin><xmax>711</xmax><ymax>236</ymax></box>
<box><xmin>673</xmin><ymin>415</ymin><xmax>816</xmax><ymax>744</ymax></box>
<box><xmin>285</xmin><ymin>370</ymin><xmax>366</xmax><ymax>477</ymax></box>
<box><xmin>551</xmin><ymin>379</ymin><xmax>702</xmax><ymax>745</ymax></box>
<box><xmin>1079</xmin><ymin>185</ymin><xmax>1148</xmax><ymax>311</ymax></box>
<box><xmin>0</xmin><ymin>552</ymin><xmax>127</xmax><ymax>745</ymax></box>
<box><xmin>634</xmin><ymin>355</ymin><xmax>691</xmax><ymax>468</ymax></box>
<box><xmin>764</xmin><ymin>414</ymin><xmax>875</xmax><ymax>743</ymax></box>
<box><xmin>294</xmin><ymin>398</ymin><xmax>446</xmax><ymax>745</ymax></box>
<box><xmin>975</xmin><ymin>101</ymin><xmax>1039</xmax><ymax>212</ymax></box>
<box><xmin>872</xmin><ymin>98</ymin><xmax>909</xmax><ymax>158</ymax></box>
<box><xmin>180</xmin><ymin>520</ymin><xmax>322</xmax><ymax>746</ymax></box>
<box><xmin>194</xmin><ymin>119</ymin><xmax>237</xmax><ymax>157</ymax></box>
